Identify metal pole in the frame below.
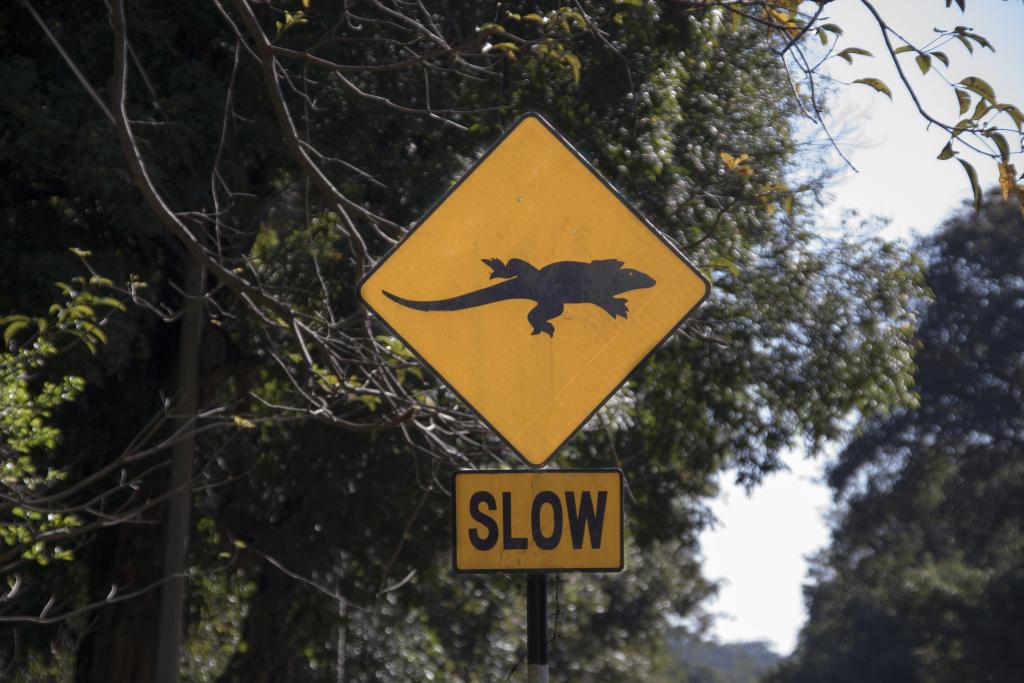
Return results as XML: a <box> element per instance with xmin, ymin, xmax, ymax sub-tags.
<box><xmin>527</xmin><ymin>573</ymin><xmax>548</xmax><ymax>683</ymax></box>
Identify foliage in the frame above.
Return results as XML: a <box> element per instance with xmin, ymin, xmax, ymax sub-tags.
<box><xmin>768</xmin><ymin>192</ymin><xmax>1024</xmax><ymax>683</ymax></box>
<box><xmin>683</xmin><ymin>0</ymin><xmax>1024</xmax><ymax>214</ymax></box>
<box><xmin>656</xmin><ymin>629</ymin><xmax>780</xmax><ymax>683</ymax></box>
<box><xmin>3</xmin><ymin>0</ymin><xmax>1016</xmax><ymax>681</ymax></box>
<box><xmin>1</xmin><ymin>264</ymin><xmax>122</xmax><ymax>566</ymax></box>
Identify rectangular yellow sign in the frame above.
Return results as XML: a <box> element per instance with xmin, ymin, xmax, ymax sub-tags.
<box><xmin>452</xmin><ymin>469</ymin><xmax>623</xmax><ymax>573</ymax></box>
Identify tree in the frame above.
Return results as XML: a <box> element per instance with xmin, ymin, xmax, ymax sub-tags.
<box><xmin>2</xmin><ymin>0</ymin><xmax>1018</xmax><ymax>681</ymax></box>
<box><xmin>768</xmin><ymin>191</ymin><xmax>1024</xmax><ymax>683</ymax></box>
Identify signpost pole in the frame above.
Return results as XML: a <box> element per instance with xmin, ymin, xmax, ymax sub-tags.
<box><xmin>527</xmin><ymin>573</ymin><xmax>549</xmax><ymax>683</ymax></box>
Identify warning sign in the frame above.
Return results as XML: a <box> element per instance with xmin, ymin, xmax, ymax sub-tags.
<box><xmin>360</xmin><ymin>114</ymin><xmax>708</xmax><ymax>466</ymax></box>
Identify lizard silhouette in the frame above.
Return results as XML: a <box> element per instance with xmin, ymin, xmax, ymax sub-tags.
<box><xmin>382</xmin><ymin>257</ymin><xmax>656</xmax><ymax>337</ymax></box>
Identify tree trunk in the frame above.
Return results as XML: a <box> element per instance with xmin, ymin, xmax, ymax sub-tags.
<box><xmin>155</xmin><ymin>256</ymin><xmax>205</xmax><ymax>682</ymax></box>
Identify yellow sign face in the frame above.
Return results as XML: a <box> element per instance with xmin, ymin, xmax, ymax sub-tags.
<box><xmin>359</xmin><ymin>114</ymin><xmax>709</xmax><ymax>467</ymax></box>
<box><xmin>452</xmin><ymin>469</ymin><xmax>623</xmax><ymax>573</ymax></box>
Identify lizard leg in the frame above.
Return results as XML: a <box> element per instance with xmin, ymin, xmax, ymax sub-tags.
<box><xmin>483</xmin><ymin>258</ymin><xmax>537</xmax><ymax>279</ymax></box>
<box><xmin>597</xmin><ymin>297</ymin><xmax>629</xmax><ymax>319</ymax></box>
<box><xmin>527</xmin><ymin>301</ymin><xmax>564</xmax><ymax>337</ymax></box>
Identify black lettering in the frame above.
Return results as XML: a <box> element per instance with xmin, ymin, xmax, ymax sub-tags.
<box><xmin>502</xmin><ymin>491</ymin><xmax>527</xmax><ymax>549</ymax></box>
<box><xmin>565</xmin><ymin>491</ymin><xmax>607</xmax><ymax>549</ymax></box>
<box><xmin>468</xmin><ymin>492</ymin><xmax>498</xmax><ymax>551</ymax></box>
<box><xmin>531</xmin><ymin>491</ymin><xmax>563</xmax><ymax>550</ymax></box>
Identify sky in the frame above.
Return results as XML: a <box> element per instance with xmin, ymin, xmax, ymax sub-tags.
<box><xmin>698</xmin><ymin>0</ymin><xmax>1024</xmax><ymax>656</ymax></box>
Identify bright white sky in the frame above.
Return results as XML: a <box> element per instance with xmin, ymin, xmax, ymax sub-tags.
<box><xmin>699</xmin><ymin>0</ymin><xmax>1024</xmax><ymax>655</ymax></box>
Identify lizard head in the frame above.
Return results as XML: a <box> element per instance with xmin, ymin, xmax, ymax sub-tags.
<box><xmin>614</xmin><ymin>267</ymin><xmax>656</xmax><ymax>293</ymax></box>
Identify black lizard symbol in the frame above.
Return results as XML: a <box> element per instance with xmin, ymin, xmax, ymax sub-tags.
<box><xmin>382</xmin><ymin>258</ymin><xmax>656</xmax><ymax>337</ymax></box>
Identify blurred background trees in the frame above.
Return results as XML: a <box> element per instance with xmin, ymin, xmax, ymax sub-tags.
<box><xmin>768</xmin><ymin>192</ymin><xmax>1024</xmax><ymax>683</ymax></box>
<box><xmin>0</xmin><ymin>1</ymin><xmax>1019</xmax><ymax>681</ymax></box>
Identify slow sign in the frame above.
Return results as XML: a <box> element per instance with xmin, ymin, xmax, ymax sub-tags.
<box><xmin>452</xmin><ymin>469</ymin><xmax>623</xmax><ymax>573</ymax></box>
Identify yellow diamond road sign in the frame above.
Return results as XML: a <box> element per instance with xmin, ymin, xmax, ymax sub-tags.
<box><xmin>359</xmin><ymin>114</ymin><xmax>709</xmax><ymax>467</ymax></box>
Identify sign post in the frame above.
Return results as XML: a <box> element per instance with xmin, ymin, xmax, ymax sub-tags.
<box><xmin>452</xmin><ymin>468</ymin><xmax>621</xmax><ymax>679</ymax></box>
<box><xmin>359</xmin><ymin>114</ymin><xmax>709</xmax><ymax>679</ymax></box>
<box><xmin>527</xmin><ymin>573</ymin><xmax>548</xmax><ymax>683</ymax></box>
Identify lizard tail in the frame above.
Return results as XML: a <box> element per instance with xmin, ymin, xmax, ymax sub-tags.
<box><xmin>382</xmin><ymin>280</ymin><xmax>523</xmax><ymax>312</ymax></box>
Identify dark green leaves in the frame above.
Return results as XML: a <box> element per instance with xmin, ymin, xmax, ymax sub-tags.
<box><xmin>994</xmin><ymin>103</ymin><xmax>1024</xmax><ymax>131</ymax></box>
<box><xmin>958</xmin><ymin>158</ymin><xmax>982</xmax><ymax>210</ymax></box>
<box><xmin>817</xmin><ymin>23</ymin><xmax>843</xmax><ymax>44</ymax></box>
<box><xmin>991</xmin><ymin>132</ymin><xmax>1011</xmax><ymax>163</ymax></box>
<box><xmin>959</xmin><ymin>76</ymin><xmax>996</xmax><ymax>103</ymax></box>
<box><xmin>773</xmin><ymin>197</ymin><xmax>1024</xmax><ymax>683</ymax></box>
<box><xmin>955</xmin><ymin>87</ymin><xmax>971</xmax><ymax>115</ymax></box>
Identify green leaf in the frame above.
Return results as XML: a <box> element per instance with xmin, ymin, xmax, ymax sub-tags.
<box><xmin>492</xmin><ymin>42</ymin><xmax>519</xmax><ymax>59</ymax></box>
<box><xmin>990</xmin><ymin>132</ymin><xmax>1011</xmax><ymax>163</ymax></box>
<box><xmin>853</xmin><ymin>77</ymin><xmax>892</xmax><ymax>100</ymax></box>
<box><xmin>816</xmin><ymin>29</ymin><xmax>828</xmax><ymax>46</ymax></box>
<box><xmin>708</xmin><ymin>256</ymin><xmax>739</xmax><ymax>276</ymax></box>
<box><xmin>66</xmin><ymin>304</ymin><xmax>96</xmax><ymax>320</ymax></box>
<box><xmin>959</xmin><ymin>76</ymin><xmax>995</xmax><ymax>102</ymax></box>
<box><xmin>956</xmin><ymin>34</ymin><xmax>974</xmax><ymax>54</ymax></box>
<box><xmin>94</xmin><ymin>296</ymin><xmax>127</xmax><ymax>312</ymax></box>
<box><xmin>894</xmin><ymin>45</ymin><xmax>915</xmax><ymax>55</ymax></box>
<box><xmin>955</xmin><ymin>88</ymin><xmax>971</xmax><ymax>115</ymax></box>
<box><xmin>931</xmin><ymin>51</ymin><xmax>950</xmax><ymax>67</ymax></box>
<box><xmin>79</xmin><ymin>321</ymin><xmax>107</xmax><ymax>344</ymax></box>
<box><xmin>4</xmin><ymin>320</ymin><xmax>30</xmax><ymax>344</ymax></box>
<box><xmin>916</xmin><ymin>54</ymin><xmax>932</xmax><ymax>75</ymax></box>
<box><xmin>966</xmin><ymin>32</ymin><xmax>993</xmax><ymax>51</ymax></box>
<box><xmin>477</xmin><ymin>22</ymin><xmax>506</xmax><ymax>35</ymax></box>
<box><xmin>997</xmin><ymin>103</ymin><xmax>1024</xmax><ymax>131</ymax></box>
<box><xmin>728</xmin><ymin>9</ymin><xmax>741</xmax><ymax>31</ymax></box>
<box><xmin>357</xmin><ymin>394</ymin><xmax>382</xmax><ymax>412</ymax></box>
<box><xmin>952</xmin><ymin>118</ymin><xmax>974</xmax><ymax>137</ymax></box>
<box><xmin>233</xmin><ymin>415</ymin><xmax>257</xmax><ymax>429</ymax></box>
<box><xmin>563</xmin><ymin>53</ymin><xmax>581</xmax><ymax>85</ymax></box>
<box><xmin>560</xmin><ymin>9</ymin><xmax>586</xmax><ymax>30</ymax></box>
<box><xmin>836</xmin><ymin>47</ymin><xmax>873</xmax><ymax>64</ymax></box>
<box><xmin>971</xmin><ymin>99</ymin><xmax>991</xmax><ymax>122</ymax></box>
<box><xmin>819</xmin><ymin>23</ymin><xmax>843</xmax><ymax>36</ymax></box>
<box><xmin>937</xmin><ymin>142</ymin><xmax>957</xmax><ymax>160</ymax></box>
<box><xmin>958</xmin><ymin>158</ymin><xmax>982</xmax><ymax>210</ymax></box>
